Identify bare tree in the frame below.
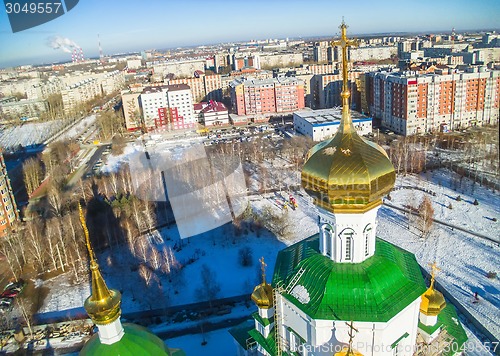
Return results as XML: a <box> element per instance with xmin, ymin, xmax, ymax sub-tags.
<box><xmin>22</xmin><ymin>157</ymin><xmax>43</xmax><ymax>196</ymax></box>
<box><xmin>195</xmin><ymin>264</ymin><xmax>221</xmax><ymax>307</ymax></box>
<box><xmin>418</xmin><ymin>195</ymin><xmax>434</xmax><ymax>238</ymax></box>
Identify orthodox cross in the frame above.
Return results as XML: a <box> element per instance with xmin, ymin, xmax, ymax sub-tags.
<box><xmin>260</xmin><ymin>257</ymin><xmax>267</xmax><ymax>284</ymax></box>
<box><xmin>345</xmin><ymin>320</ymin><xmax>359</xmax><ymax>354</ymax></box>
<box><xmin>428</xmin><ymin>261</ymin><xmax>441</xmax><ymax>289</ymax></box>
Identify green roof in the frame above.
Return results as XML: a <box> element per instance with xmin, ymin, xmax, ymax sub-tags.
<box><xmin>248</xmin><ymin>328</ymin><xmax>277</xmax><ymax>356</ymax></box>
<box><xmin>228</xmin><ymin>320</ymin><xmax>255</xmax><ymax>350</ymax></box>
<box><xmin>440</xmin><ymin>304</ymin><xmax>468</xmax><ymax>356</ymax></box>
<box><xmin>272</xmin><ymin>235</ymin><xmax>427</xmax><ymax>322</ymax></box>
<box><xmin>80</xmin><ymin>323</ymin><xmax>173</xmax><ymax>356</ymax></box>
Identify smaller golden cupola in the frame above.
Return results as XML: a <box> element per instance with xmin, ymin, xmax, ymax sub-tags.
<box><xmin>420</xmin><ymin>262</ymin><xmax>446</xmax><ymax>317</ymax></box>
<box><xmin>251</xmin><ymin>257</ymin><xmax>274</xmax><ymax>309</ymax></box>
<box><xmin>79</xmin><ymin>204</ymin><xmax>122</xmax><ymax>325</ymax></box>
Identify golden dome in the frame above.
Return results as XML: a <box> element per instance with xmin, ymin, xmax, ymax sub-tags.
<box><xmin>79</xmin><ymin>203</ymin><xmax>122</xmax><ymax>325</ymax></box>
<box><xmin>334</xmin><ymin>346</ymin><xmax>364</xmax><ymax>356</ymax></box>
<box><xmin>84</xmin><ymin>260</ymin><xmax>122</xmax><ymax>325</ymax></box>
<box><xmin>420</xmin><ymin>262</ymin><xmax>446</xmax><ymax>316</ymax></box>
<box><xmin>301</xmin><ymin>124</ymin><xmax>395</xmax><ymax>214</ymax></box>
<box><xmin>301</xmin><ymin>22</ymin><xmax>395</xmax><ymax>214</ymax></box>
<box><xmin>420</xmin><ymin>286</ymin><xmax>446</xmax><ymax>316</ymax></box>
<box><xmin>251</xmin><ymin>282</ymin><xmax>274</xmax><ymax>309</ymax></box>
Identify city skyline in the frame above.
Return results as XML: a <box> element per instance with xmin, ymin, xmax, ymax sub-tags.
<box><xmin>0</xmin><ymin>0</ymin><xmax>499</xmax><ymax>68</ymax></box>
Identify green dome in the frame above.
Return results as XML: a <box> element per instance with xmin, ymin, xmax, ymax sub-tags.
<box><xmin>272</xmin><ymin>235</ymin><xmax>427</xmax><ymax>322</ymax></box>
<box><xmin>80</xmin><ymin>324</ymin><xmax>171</xmax><ymax>356</ymax></box>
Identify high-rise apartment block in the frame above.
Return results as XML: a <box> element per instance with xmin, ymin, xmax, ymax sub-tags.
<box><xmin>0</xmin><ymin>151</ymin><xmax>18</xmax><ymax>237</ymax></box>
<box><xmin>229</xmin><ymin>77</ymin><xmax>305</xmax><ymax>116</ymax></box>
<box><xmin>365</xmin><ymin>67</ymin><xmax>500</xmax><ymax>135</ymax></box>
<box><xmin>139</xmin><ymin>84</ymin><xmax>195</xmax><ymax>131</ymax></box>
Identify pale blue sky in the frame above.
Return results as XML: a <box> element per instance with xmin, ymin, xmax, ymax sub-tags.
<box><xmin>0</xmin><ymin>0</ymin><xmax>499</xmax><ymax>68</ymax></box>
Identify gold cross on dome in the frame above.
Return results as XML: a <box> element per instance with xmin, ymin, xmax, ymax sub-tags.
<box><xmin>260</xmin><ymin>257</ymin><xmax>267</xmax><ymax>284</ymax></box>
<box><xmin>428</xmin><ymin>261</ymin><xmax>441</xmax><ymax>288</ymax></box>
<box><xmin>345</xmin><ymin>320</ymin><xmax>359</xmax><ymax>353</ymax></box>
<box><xmin>330</xmin><ymin>19</ymin><xmax>358</xmax><ymax>113</ymax></box>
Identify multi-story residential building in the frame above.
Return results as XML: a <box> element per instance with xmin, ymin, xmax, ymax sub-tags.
<box><xmin>0</xmin><ymin>151</ymin><xmax>18</xmax><ymax>237</ymax></box>
<box><xmin>232</xmin><ymin>52</ymin><xmax>303</xmax><ymax>71</ymax></box>
<box><xmin>365</xmin><ymin>67</ymin><xmax>500</xmax><ymax>135</ymax></box>
<box><xmin>140</xmin><ymin>84</ymin><xmax>195</xmax><ymax>131</ymax></box>
<box><xmin>61</xmin><ymin>70</ymin><xmax>125</xmax><ymax>114</ymax></box>
<box><xmin>313</xmin><ymin>41</ymin><xmax>330</xmax><ymax>63</ymax></box>
<box><xmin>229</xmin><ymin>77</ymin><xmax>305</xmax><ymax>116</ymax></box>
<box><xmin>0</xmin><ymin>99</ymin><xmax>47</xmax><ymax>120</ymax></box>
<box><xmin>294</xmin><ymin>107</ymin><xmax>372</xmax><ymax>141</ymax></box>
<box><xmin>311</xmin><ymin>71</ymin><xmax>361</xmax><ymax>110</ymax></box>
<box><xmin>152</xmin><ymin>59</ymin><xmax>205</xmax><ymax>79</ymax></box>
<box><xmin>121</xmin><ymin>90</ymin><xmax>142</xmax><ymax>131</ymax></box>
<box><xmin>167</xmin><ymin>74</ymin><xmax>223</xmax><ymax>102</ymax></box>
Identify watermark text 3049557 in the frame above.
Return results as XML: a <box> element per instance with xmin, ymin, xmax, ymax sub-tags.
<box><xmin>3</xmin><ymin>0</ymin><xmax>79</xmax><ymax>33</ymax></box>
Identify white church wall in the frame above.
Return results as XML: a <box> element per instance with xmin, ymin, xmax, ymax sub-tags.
<box><xmin>318</xmin><ymin>206</ymin><xmax>380</xmax><ymax>263</ymax></box>
<box><xmin>278</xmin><ymin>296</ymin><xmax>421</xmax><ymax>356</ymax></box>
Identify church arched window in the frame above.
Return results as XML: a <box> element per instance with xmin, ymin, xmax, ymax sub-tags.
<box><xmin>363</xmin><ymin>224</ymin><xmax>372</xmax><ymax>256</ymax></box>
<box><xmin>322</xmin><ymin>224</ymin><xmax>334</xmax><ymax>257</ymax></box>
<box><xmin>339</xmin><ymin>228</ymin><xmax>355</xmax><ymax>261</ymax></box>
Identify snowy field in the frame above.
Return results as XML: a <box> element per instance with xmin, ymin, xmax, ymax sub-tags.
<box><xmin>0</xmin><ymin>120</ymin><xmax>66</xmax><ymax>149</ymax></box>
<box><xmin>166</xmin><ymin>327</ymin><xmax>236</xmax><ymax>355</ymax></box>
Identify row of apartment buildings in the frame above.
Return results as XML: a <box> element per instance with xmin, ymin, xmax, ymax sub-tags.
<box><xmin>122</xmin><ymin>64</ymin><xmax>499</xmax><ymax>135</ymax></box>
<box><xmin>61</xmin><ymin>70</ymin><xmax>125</xmax><ymax>114</ymax></box>
<box><xmin>363</xmin><ymin>67</ymin><xmax>500</xmax><ymax>134</ymax></box>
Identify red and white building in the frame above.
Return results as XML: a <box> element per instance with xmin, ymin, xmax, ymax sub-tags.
<box><xmin>194</xmin><ymin>101</ymin><xmax>229</xmax><ymax>126</ymax></box>
<box><xmin>139</xmin><ymin>84</ymin><xmax>195</xmax><ymax>132</ymax></box>
<box><xmin>365</xmin><ymin>67</ymin><xmax>500</xmax><ymax>135</ymax></box>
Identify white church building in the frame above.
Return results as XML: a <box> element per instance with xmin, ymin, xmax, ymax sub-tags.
<box><xmin>230</xmin><ymin>21</ymin><xmax>466</xmax><ymax>356</ymax></box>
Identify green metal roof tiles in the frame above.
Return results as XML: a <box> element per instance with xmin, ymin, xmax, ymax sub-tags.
<box><xmin>229</xmin><ymin>319</ymin><xmax>255</xmax><ymax>350</ymax></box>
<box><xmin>80</xmin><ymin>324</ymin><xmax>173</xmax><ymax>356</ymax></box>
<box><xmin>272</xmin><ymin>235</ymin><xmax>427</xmax><ymax>322</ymax></box>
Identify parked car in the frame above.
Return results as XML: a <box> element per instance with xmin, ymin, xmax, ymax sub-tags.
<box><xmin>0</xmin><ymin>289</ymin><xmax>18</xmax><ymax>298</ymax></box>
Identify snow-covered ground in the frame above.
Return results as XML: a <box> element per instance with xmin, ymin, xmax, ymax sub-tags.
<box><xmin>0</xmin><ymin>120</ymin><xmax>66</xmax><ymax>149</ymax></box>
<box><xmin>57</xmin><ymin>115</ymin><xmax>96</xmax><ymax>141</ymax></box>
<box><xmin>31</xmin><ymin>134</ymin><xmax>499</xmax><ymax>354</ymax></box>
<box><xmin>166</xmin><ymin>327</ymin><xmax>236</xmax><ymax>355</ymax></box>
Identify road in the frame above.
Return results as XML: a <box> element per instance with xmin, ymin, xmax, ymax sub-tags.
<box><xmin>66</xmin><ymin>145</ymin><xmax>106</xmax><ymax>188</ymax></box>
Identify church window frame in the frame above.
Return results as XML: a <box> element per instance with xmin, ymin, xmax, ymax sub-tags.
<box><xmin>321</xmin><ymin>223</ymin><xmax>334</xmax><ymax>257</ymax></box>
<box><xmin>363</xmin><ymin>224</ymin><xmax>372</xmax><ymax>256</ymax></box>
<box><xmin>339</xmin><ymin>228</ymin><xmax>355</xmax><ymax>261</ymax></box>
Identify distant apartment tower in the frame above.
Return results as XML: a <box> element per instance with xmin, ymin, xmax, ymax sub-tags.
<box><xmin>140</xmin><ymin>84</ymin><xmax>195</xmax><ymax>131</ymax></box>
<box><xmin>311</xmin><ymin>71</ymin><xmax>361</xmax><ymax>110</ymax></box>
<box><xmin>365</xmin><ymin>67</ymin><xmax>500</xmax><ymax>135</ymax></box>
<box><xmin>313</xmin><ymin>41</ymin><xmax>330</xmax><ymax>63</ymax></box>
<box><xmin>167</xmin><ymin>74</ymin><xmax>223</xmax><ymax>102</ymax></box>
<box><xmin>0</xmin><ymin>151</ymin><xmax>18</xmax><ymax>237</ymax></box>
<box><xmin>229</xmin><ymin>77</ymin><xmax>305</xmax><ymax>116</ymax></box>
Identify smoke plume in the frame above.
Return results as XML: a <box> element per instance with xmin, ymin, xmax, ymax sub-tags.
<box><xmin>47</xmin><ymin>36</ymin><xmax>79</xmax><ymax>53</ymax></box>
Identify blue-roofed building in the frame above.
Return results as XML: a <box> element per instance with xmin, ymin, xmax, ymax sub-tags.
<box><xmin>293</xmin><ymin>107</ymin><xmax>372</xmax><ymax>141</ymax></box>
